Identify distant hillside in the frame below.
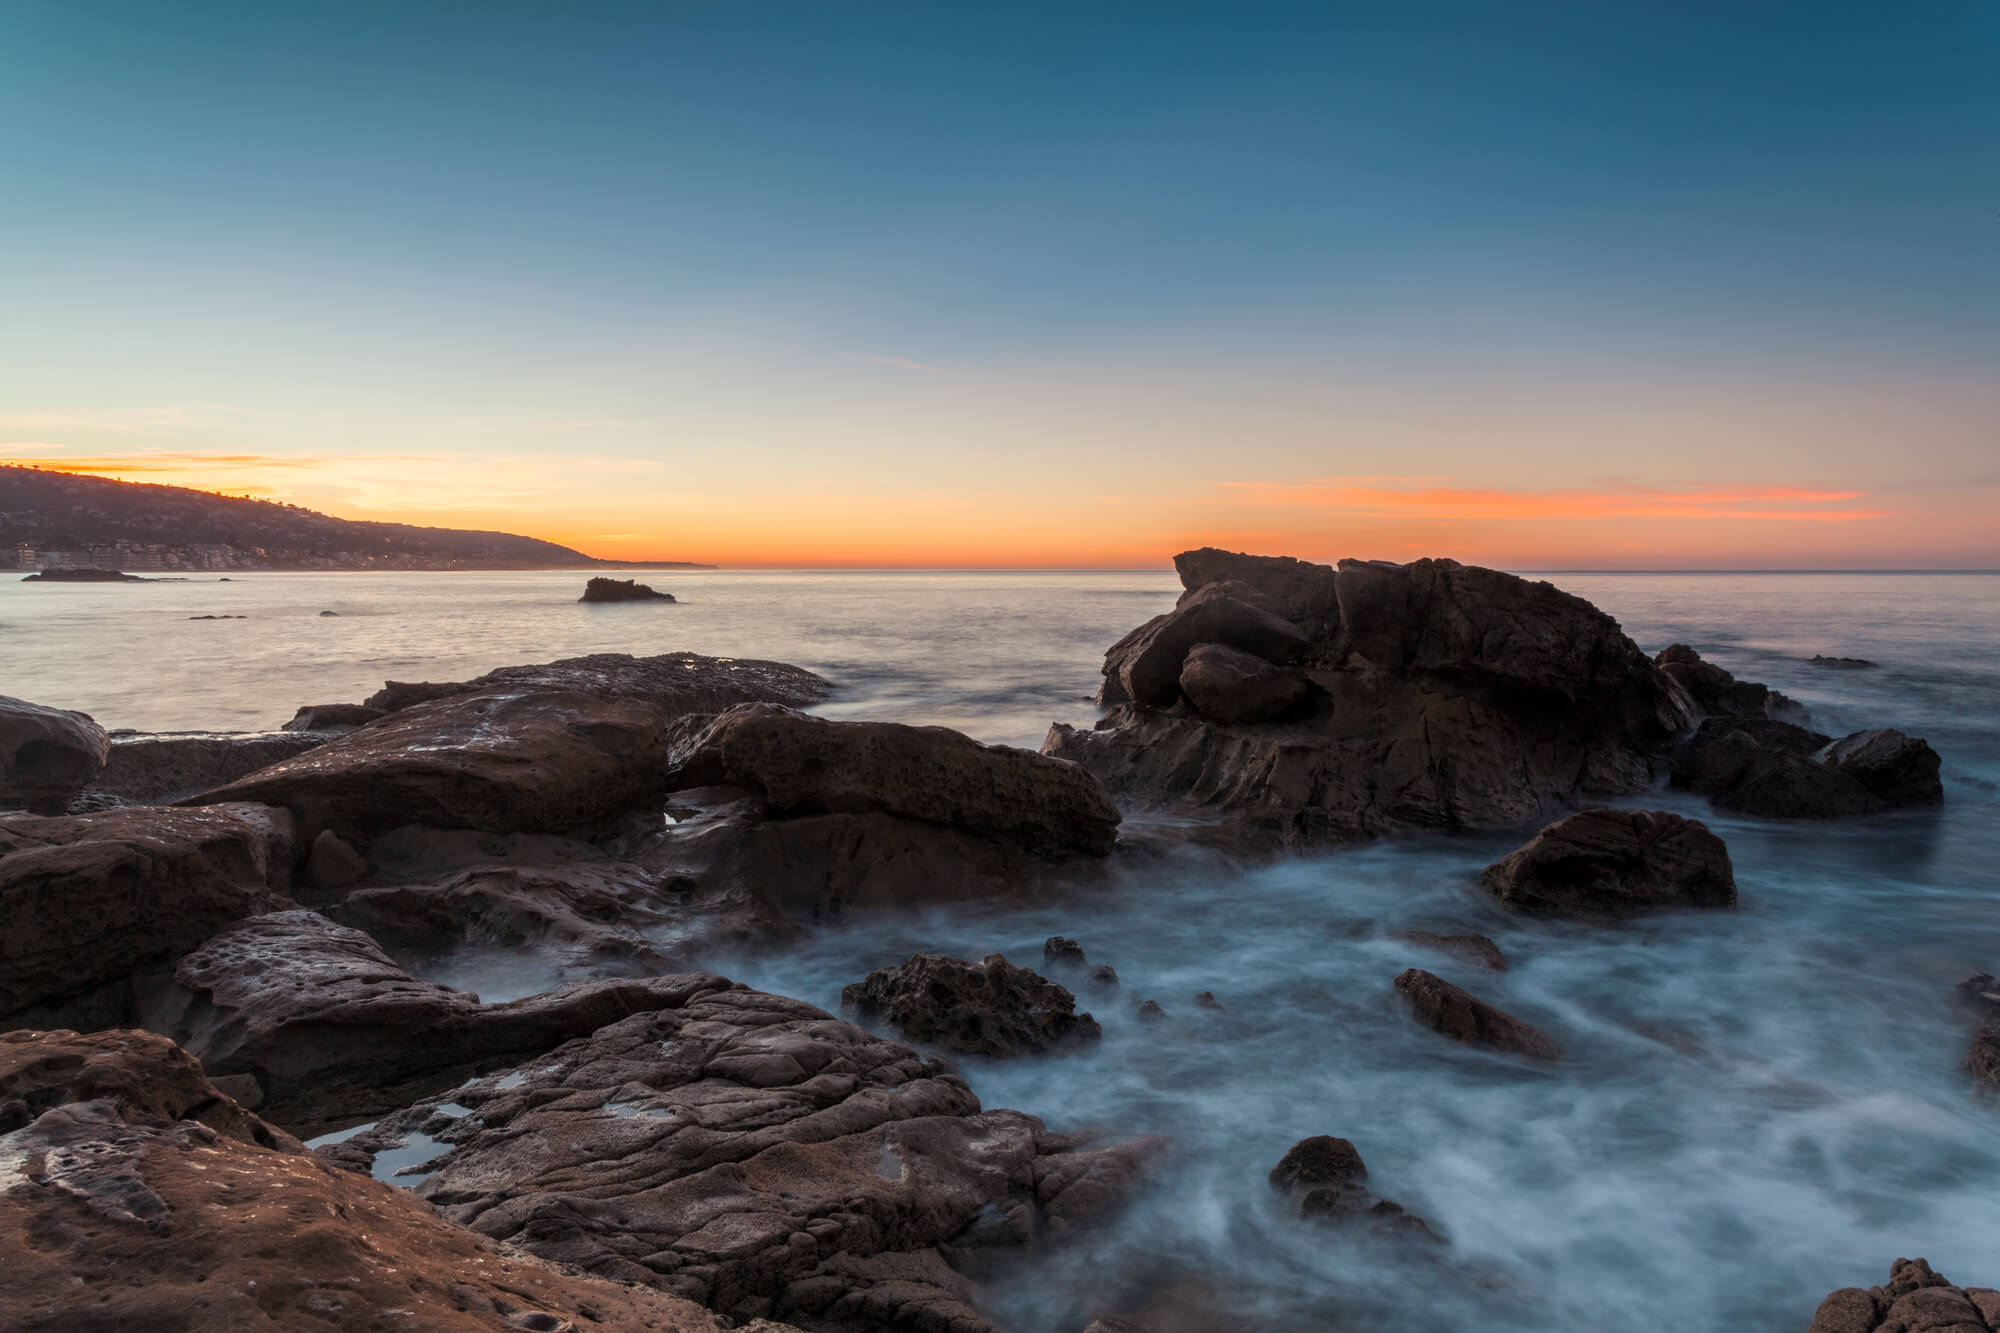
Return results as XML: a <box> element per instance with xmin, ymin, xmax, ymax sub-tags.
<box><xmin>0</xmin><ymin>467</ymin><xmax>711</xmax><ymax>573</ymax></box>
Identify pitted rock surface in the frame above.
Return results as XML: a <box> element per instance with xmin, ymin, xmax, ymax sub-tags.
<box><xmin>0</xmin><ymin>803</ymin><xmax>296</xmax><ymax>1027</ymax></box>
<box><xmin>137</xmin><ymin>910</ymin><xmax>747</xmax><ymax>1136</ymax></box>
<box><xmin>321</xmin><ymin>983</ymin><xmax>1159</xmax><ymax>1332</ymax></box>
<box><xmin>1806</xmin><ymin>1257</ymin><xmax>2000</xmax><ymax>1332</ymax></box>
<box><xmin>1047</xmin><ymin>550</ymin><xmax>1694</xmax><ymax>850</ymax></box>
<box><xmin>364</xmin><ymin>650</ymin><xmax>828</xmax><ymax>714</ymax></box>
<box><xmin>1</xmin><ymin>693</ymin><xmax>111</xmax><ymax>814</ymax></box>
<box><xmin>0</xmin><ymin>1029</ymin><xmax>797</xmax><ymax>1333</ymax></box>
<box><xmin>1480</xmin><ymin>808</ymin><xmax>1737</xmax><ymax>916</ymax></box>
<box><xmin>841</xmin><ymin>952</ymin><xmax>1103</xmax><ymax>1057</ymax></box>
<box><xmin>95</xmin><ymin>729</ymin><xmax>332</xmax><ymax>802</ymax></box>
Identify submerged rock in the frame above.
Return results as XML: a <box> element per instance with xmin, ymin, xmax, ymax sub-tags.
<box><xmin>1047</xmin><ymin>549</ymin><xmax>1694</xmax><ymax>849</ymax></box>
<box><xmin>842</xmin><ymin>952</ymin><xmax>1102</xmax><ymax>1057</ymax></box>
<box><xmin>1</xmin><ymin>693</ymin><xmax>111</xmax><ymax>814</ymax></box>
<box><xmin>136</xmin><ymin>911</ymin><xmax>750</xmax><ymax>1136</ymax></box>
<box><xmin>1394</xmin><ymin>968</ymin><xmax>1560</xmax><ymax>1060</ymax></box>
<box><xmin>580</xmin><ymin>575</ymin><xmax>676</xmax><ymax>602</ymax></box>
<box><xmin>1267</xmin><ymin>1135</ymin><xmax>1441</xmax><ymax>1241</ymax></box>
<box><xmin>0</xmin><ymin>803</ymin><xmax>295</xmax><ymax>1027</ymax></box>
<box><xmin>1805</xmin><ymin>1257</ymin><xmax>2000</xmax><ymax>1332</ymax></box>
<box><xmin>1396</xmin><ymin>930</ymin><xmax>1508</xmax><ymax>971</ymax></box>
<box><xmin>0</xmin><ymin>1028</ymin><xmax>791</xmax><ymax>1333</ymax></box>
<box><xmin>1480</xmin><ymin>808</ymin><xmax>1737</xmax><ymax>916</ymax></box>
<box><xmin>1045</xmin><ymin>935</ymin><xmax>1088</xmax><ymax>967</ymax></box>
<box><xmin>320</xmin><ymin>983</ymin><xmax>1158</xmax><ymax>1332</ymax></box>
<box><xmin>1809</xmin><ymin>654</ymin><xmax>1880</xmax><ymax>670</ymax></box>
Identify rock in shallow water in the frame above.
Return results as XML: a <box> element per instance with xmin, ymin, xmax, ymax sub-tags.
<box><xmin>0</xmin><ymin>802</ymin><xmax>295</xmax><ymax>1028</ymax></box>
<box><xmin>320</xmin><ymin>983</ymin><xmax>1159</xmax><ymax>1332</ymax></box>
<box><xmin>842</xmin><ymin>952</ymin><xmax>1102</xmax><ymax>1057</ymax></box>
<box><xmin>1396</xmin><ymin>930</ymin><xmax>1508</xmax><ymax>971</ymax></box>
<box><xmin>1394</xmin><ymin>968</ymin><xmax>1560</xmax><ymax>1060</ymax></box>
<box><xmin>1806</xmin><ymin>1257</ymin><xmax>2000</xmax><ymax>1332</ymax></box>
<box><xmin>1674</xmin><ymin>718</ymin><xmax>1942</xmax><ymax>819</ymax></box>
<box><xmin>0</xmin><ymin>1028</ymin><xmax>797</xmax><ymax>1333</ymax></box>
<box><xmin>1</xmin><ymin>693</ymin><xmax>111</xmax><ymax>814</ymax></box>
<box><xmin>1480</xmin><ymin>808</ymin><xmax>1737</xmax><ymax>917</ymax></box>
<box><xmin>1267</xmin><ymin>1135</ymin><xmax>1441</xmax><ymax>1241</ymax></box>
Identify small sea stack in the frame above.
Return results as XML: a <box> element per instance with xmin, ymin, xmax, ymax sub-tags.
<box><xmin>579</xmin><ymin>576</ymin><xmax>676</xmax><ymax>603</ymax></box>
<box><xmin>21</xmin><ymin>567</ymin><xmax>151</xmax><ymax>582</ymax></box>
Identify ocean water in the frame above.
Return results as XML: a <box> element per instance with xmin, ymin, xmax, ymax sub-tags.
<box><xmin>6</xmin><ymin>567</ymin><xmax>2000</xmax><ymax>1330</ymax></box>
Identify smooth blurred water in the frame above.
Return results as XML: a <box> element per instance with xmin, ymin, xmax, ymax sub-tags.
<box><xmin>6</xmin><ymin>567</ymin><xmax>1999</xmax><ymax>1330</ymax></box>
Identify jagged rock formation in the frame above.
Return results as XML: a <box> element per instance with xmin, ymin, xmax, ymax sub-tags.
<box><xmin>1046</xmin><ymin>548</ymin><xmax>1694</xmax><ymax>848</ymax></box>
<box><xmin>1481</xmin><ymin>808</ymin><xmax>1737</xmax><ymax>916</ymax></box>
<box><xmin>1805</xmin><ymin>1257</ymin><xmax>2000</xmax><ymax>1332</ymax></box>
<box><xmin>1673</xmin><ymin>719</ymin><xmax>1942</xmax><ymax>818</ymax></box>
<box><xmin>0</xmin><ymin>1028</ymin><xmax>795</xmax><ymax>1333</ymax></box>
<box><xmin>841</xmin><ymin>952</ymin><xmax>1102</xmax><ymax>1057</ymax></box>
<box><xmin>1</xmin><ymin>693</ymin><xmax>111</xmax><ymax>813</ymax></box>
<box><xmin>0</xmin><ymin>803</ymin><xmax>295</xmax><ymax>1027</ymax></box>
<box><xmin>1654</xmin><ymin>644</ymin><xmax>1796</xmax><ymax>719</ymax></box>
<box><xmin>317</xmin><ymin>982</ymin><xmax>1160</xmax><ymax>1332</ymax></box>
<box><xmin>1394</xmin><ymin>968</ymin><xmax>1560</xmax><ymax>1060</ymax></box>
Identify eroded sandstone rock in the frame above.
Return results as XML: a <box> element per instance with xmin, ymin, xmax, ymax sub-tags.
<box><xmin>1</xmin><ymin>693</ymin><xmax>111</xmax><ymax>814</ymax></box>
<box><xmin>0</xmin><ymin>803</ymin><xmax>295</xmax><ymax>1027</ymax></box>
<box><xmin>95</xmin><ymin>729</ymin><xmax>333</xmax><ymax>802</ymax></box>
<box><xmin>1396</xmin><ymin>930</ymin><xmax>1508</xmax><ymax>970</ymax></box>
<box><xmin>1099</xmin><ymin>585</ymin><xmax>1311</xmax><ymax>709</ymax></box>
<box><xmin>1805</xmin><ymin>1257</ymin><xmax>2000</xmax><ymax>1332</ymax></box>
<box><xmin>1394</xmin><ymin>969</ymin><xmax>1559</xmax><ymax>1060</ymax></box>
<box><xmin>364</xmin><ymin>650</ymin><xmax>827</xmax><ymax>715</ymax></box>
<box><xmin>841</xmin><ymin>952</ymin><xmax>1102</xmax><ymax>1057</ymax></box>
<box><xmin>319</xmin><ymin>984</ymin><xmax>1159</xmax><ymax>1332</ymax></box>
<box><xmin>0</xmin><ymin>1029</ymin><xmax>797</xmax><ymax>1333</ymax></box>
<box><xmin>1177</xmin><ymin>641</ymin><xmax>1310</xmax><ymax>724</ymax></box>
<box><xmin>1480</xmin><ymin>808</ymin><xmax>1737</xmax><ymax>917</ymax></box>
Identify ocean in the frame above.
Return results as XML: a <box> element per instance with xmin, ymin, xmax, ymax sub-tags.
<box><xmin>6</xmin><ymin>567</ymin><xmax>1999</xmax><ymax>1330</ymax></box>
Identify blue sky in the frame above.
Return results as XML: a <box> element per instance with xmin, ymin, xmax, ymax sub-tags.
<box><xmin>3</xmin><ymin>2</ymin><xmax>1995</xmax><ymax>564</ymax></box>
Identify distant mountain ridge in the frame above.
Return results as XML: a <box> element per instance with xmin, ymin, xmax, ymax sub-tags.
<box><xmin>0</xmin><ymin>466</ymin><xmax>710</xmax><ymax>573</ymax></box>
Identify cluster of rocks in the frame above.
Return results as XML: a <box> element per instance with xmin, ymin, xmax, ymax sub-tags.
<box><xmin>1807</xmin><ymin>1258</ymin><xmax>2000</xmax><ymax>1332</ymax></box>
<box><xmin>1</xmin><ymin>548</ymin><xmax>1968</xmax><ymax>1329</ymax></box>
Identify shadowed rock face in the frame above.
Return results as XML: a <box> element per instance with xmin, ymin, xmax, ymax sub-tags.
<box><xmin>319</xmin><ymin>984</ymin><xmax>1160</xmax><ymax>1333</ymax></box>
<box><xmin>1653</xmin><ymin>644</ymin><xmax>1795</xmax><ymax>720</ymax></box>
<box><xmin>1805</xmin><ymin>1257</ymin><xmax>2000</xmax><ymax>1332</ymax></box>
<box><xmin>136</xmin><ymin>911</ymin><xmax>752</xmax><ymax>1137</ymax></box>
<box><xmin>1178</xmin><ymin>642</ymin><xmax>1310</xmax><ymax>724</ymax></box>
<box><xmin>1673</xmin><ymin>718</ymin><xmax>1942</xmax><ymax>819</ymax></box>
<box><xmin>1099</xmin><ymin>585</ymin><xmax>1311</xmax><ymax>709</ymax></box>
<box><xmin>1393</xmin><ymin>969</ymin><xmax>1560</xmax><ymax>1060</ymax></box>
<box><xmin>580</xmin><ymin>576</ymin><xmax>676</xmax><ymax>603</ymax></box>
<box><xmin>841</xmin><ymin>952</ymin><xmax>1102</xmax><ymax>1057</ymax></box>
<box><xmin>1047</xmin><ymin>549</ymin><xmax>1693</xmax><ymax>850</ymax></box>
<box><xmin>1</xmin><ymin>694</ymin><xmax>111</xmax><ymax>814</ymax></box>
<box><xmin>1481</xmin><ymin>808</ymin><xmax>1737</xmax><ymax>917</ymax></box>
<box><xmin>94</xmin><ymin>730</ymin><xmax>332</xmax><ymax>803</ymax></box>
<box><xmin>0</xmin><ymin>803</ymin><xmax>296</xmax><ymax>1027</ymax></box>
<box><xmin>665</xmin><ymin>704</ymin><xmax>1122</xmax><ymax>860</ymax></box>
<box><xmin>1396</xmin><ymin>931</ymin><xmax>1507</xmax><ymax>971</ymax></box>
<box><xmin>0</xmin><ymin>1029</ymin><xmax>799</xmax><ymax>1333</ymax></box>
<box><xmin>1266</xmin><ymin>1135</ymin><xmax>1441</xmax><ymax>1242</ymax></box>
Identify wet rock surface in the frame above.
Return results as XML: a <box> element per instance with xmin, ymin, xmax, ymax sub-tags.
<box><xmin>1</xmin><ymin>803</ymin><xmax>295</xmax><ymax>1027</ymax></box>
<box><xmin>1267</xmin><ymin>1135</ymin><xmax>1441</xmax><ymax>1241</ymax></box>
<box><xmin>1394</xmin><ymin>969</ymin><xmax>1560</xmax><ymax>1060</ymax></box>
<box><xmin>1396</xmin><ymin>931</ymin><xmax>1507</xmax><ymax>970</ymax></box>
<box><xmin>362</xmin><ymin>650</ymin><xmax>828</xmax><ymax>715</ymax></box>
<box><xmin>1480</xmin><ymin>808</ymin><xmax>1737</xmax><ymax>917</ymax></box>
<box><xmin>94</xmin><ymin>728</ymin><xmax>332</xmax><ymax>802</ymax></box>
<box><xmin>0</xmin><ymin>1029</ymin><xmax>795</xmax><ymax>1333</ymax></box>
<box><xmin>1047</xmin><ymin>549</ymin><xmax>1694</xmax><ymax>849</ymax></box>
<box><xmin>1</xmin><ymin>693</ymin><xmax>112</xmax><ymax>814</ymax></box>
<box><xmin>841</xmin><ymin>952</ymin><xmax>1102</xmax><ymax>1057</ymax></box>
<box><xmin>320</xmin><ymin>982</ymin><xmax>1158</xmax><ymax>1333</ymax></box>
<box><xmin>282</xmin><ymin>701</ymin><xmax>388</xmax><ymax>731</ymax></box>
<box><xmin>1806</xmin><ymin>1258</ymin><xmax>2000</xmax><ymax>1332</ymax></box>
<box><xmin>137</xmin><ymin>910</ymin><xmax>749</xmax><ymax>1136</ymax></box>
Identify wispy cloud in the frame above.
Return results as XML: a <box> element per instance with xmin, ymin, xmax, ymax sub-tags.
<box><xmin>1220</xmin><ymin>479</ymin><xmax>1888</xmax><ymax>523</ymax></box>
<box><xmin>0</xmin><ymin>405</ymin><xmax>252</xmax><ymax>431</ymax></box>
<box><xmin>844</xmin><ymin>353</ymin><xmax>939</xmax><ymax>374</ymax></box>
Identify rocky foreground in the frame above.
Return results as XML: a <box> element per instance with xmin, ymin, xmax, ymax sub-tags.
<box><xmin>0</xmin><ymin>550</ymin><xmax>1968</xmax><ymax>1330</ymax></box>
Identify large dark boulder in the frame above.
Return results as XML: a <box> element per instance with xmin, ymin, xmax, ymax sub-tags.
<box><xmin>0</xmin><ymin>1029</ymin><xmax>788</xmax><ymax>1333</ymax></box>
<box><xmin>318</xmin><ymin>983</ymin><xmax>1159</xmax><ymax>1333</ymax></box>
<box><xmin>1098</xmin><ymin>584</ymin><xmax>1311</xmax><ymax>708</ymax></box>
<box><xmin>1050</xmin><ymin>550</ymin><xmax>1694</xmax><ymax>849</ymax></box>
<box><xmin>136</xmin><ymin>910</ymin><xmax>751</xmax><ymax>1135</ymax></box>
<box><xmin>579</xmin><ymin>576</ymin><xmax>676</xmax><ymax>603</ymax></box>
<box><xmin>1480</xmin><ymin>808</ymin><xmax>1737</xmax><ymax>916</ymax></box>
<box><xmin>0</xmin><ymin>803</ymin><xmax>296</xmax><ymax>1027</ymax></box>
<box><xmin>1673</xmin><ymin>718</ymin><xmax>1942</xmax><ymax>819</ymax></box>
<box><xmin>1805</xmin><ymin>1258</ymin><xmax>2000</xmax><ymax>1332</ymax></box>
<box><xmin>1</xmin><ymin>694</ymin><xmax>111</xmax><ymax>814</ymax></box>
<box><xmin>1394</xmin><ymin>968</ymin><xmax>1560</xmax><ymax>1060</ymax></box>
<box><xmin>1177</xmin><ymin>642</ymin><xmax>1310</xmax><ymax>724</ymax></box>
<box><xmin>841</xmin><ymin>952</ymin><xmax>1102</xmax><ymax>1057</ymax></box>
<box><xmin>665</xmin><ymin>703</ymin><xmax>1121</xmax><ymax>859</ymax></box>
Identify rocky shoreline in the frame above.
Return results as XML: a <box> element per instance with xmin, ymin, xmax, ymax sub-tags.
<box><xmin>0</xmin><ymin>548</ymin><xmax>1972</xmax><ymax>1330</ymax></box>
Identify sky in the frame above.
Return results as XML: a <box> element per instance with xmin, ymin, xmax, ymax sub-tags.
<box><xmin>2</xmin><ymin>2</ymin><xmax>1995</xmax><ymax>568</ymax></box>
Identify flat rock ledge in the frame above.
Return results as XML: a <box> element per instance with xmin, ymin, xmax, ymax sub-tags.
<box><xmin>841</xmin><ymin>952</ymin><xmax>1103</xmax><ymax>1057</ymax></box>
<box><xmin>1807</xmin><ymin>1257</ymin><xmax>2000</xmax><ymax>1332</ymax></box>
<box><xmin>0</xmin><ymin>1028</ymin><xmax>800</xmax><ymax>1333</ymax></box>
<box><xmin>317</xmin><ymin>980</ymin><xmax>1160</xmax><ymax>1333</ymax></box>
